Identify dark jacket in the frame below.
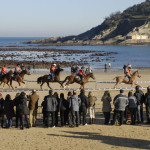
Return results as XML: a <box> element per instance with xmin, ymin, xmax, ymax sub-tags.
<box><xmin>4</xmin><ymin>100</ymin><xmax>15</xmax><ymax>118</ymax></box>
<box><xmin>145</xmin><ymin>92</ymin><xmax>150</xmax><ymax>107</ymax></box>
<box><xmin>134</xmin><ymin>90</ymin><xmax>145</xmax><ymax>105</ymax></box>
<box><xmin>60</xmin><ymin>98</ymin><xmax>69</xmax><ymax>111</ymax></box>
<box><xmin>44</xmin><ymin>95</ymin><xmax>58</xmax><ymax>112</ymax></box>
<box><xmin>0</xmin><ymin>98</ymin><xmax>4</xmax><ymax>114</ymax></box>
<box><xmin>78</xmin><ymin>93</ymin><xmax>88</xmax><ymax>110</ymax></box>
<box><xmin>14</xmin><ymin>95</ymin><xmax>29</xmax><ymax>115</ymax></box>
<box><xmin>114</xmin><ymin>93</ymin><xmax>128</xmax><ymax>111</ymax></box>
<box><xmin>28</xmin><ymin>93</ymin><xmax>39</xmax><ymax>110</ymax></box>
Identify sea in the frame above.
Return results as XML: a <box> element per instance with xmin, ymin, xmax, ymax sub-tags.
<box><xmin>0</xmin><ymin>37</ymin><xmax>150</xmax><ymax>72</ymax></box>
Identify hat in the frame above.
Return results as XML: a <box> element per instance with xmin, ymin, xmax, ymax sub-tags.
<box><xmin>53</xmin><ymin>64</ymin><xmax>56</xmax><ymax>66</ymax></box>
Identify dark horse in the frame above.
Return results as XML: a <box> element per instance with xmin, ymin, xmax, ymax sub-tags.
<box><xmin>61</xmin><ymin>73</ymin><xmax>95</xmax><ymax>89</ymax></box>
<box><xmin>0</xmin><ymin>70</ymin><xmax>13</xmax><ymax>89</ymax></box>
<box><xmin>37</xmin><ymin>68</ymin><xmax>63</xmax><ymax>89</ymax></box>
<box><xmin>9</xmin><ymin>69</ymin><xmax>31</xmax><ymax>89</ymax></box>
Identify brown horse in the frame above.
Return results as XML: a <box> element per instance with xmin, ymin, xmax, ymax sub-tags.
<box><xmin>9</xmin><ymin>69</ymin><xmax>31</xmax><ymax>89</ymax></box>
<box><xmin>0</xmin><ymin>70</ymin><xmax>13</xmax><ymax>89</ymax></box>
<box><xmin>113</xmin><ymin>71</ymin><xmax>141</xmax><ymax>88</ymax></box>
<box><xmin>61</xmin><ymin>73</ymin><xmax>95</xmax><ymax>89</ymax></box>
<box><xmin>37</xmin><ymin>68</ymin><xmax>63</xmax><ymax>89</ymax></box>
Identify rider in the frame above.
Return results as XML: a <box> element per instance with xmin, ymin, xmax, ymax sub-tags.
<box><xmin>125</xmin><ymin>66</ymin><xmax>132</xmax><ymax>83</ymax></box>
<box><xmin>14</xmin><ymin>64</ymin><xmax>21</xmax><ymax>77</ymax></box>
<box><xmin>77</xmin><ymin>66</ymin><xmax>86</xmax><ymax>81</ymax></box>
<box><xmin>49</xmin><ymin>64</ymin><xmax>56</xmax><ymax>80</ymax></box>
<box><xmin>1</xmin><ymin>65</ymin><xmax>7</xmax><ymax>75</ymax></box>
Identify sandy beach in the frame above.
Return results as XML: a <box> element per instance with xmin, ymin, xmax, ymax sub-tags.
<box><xmin>0</xmin><ymin>71</ymin><xmax>150</xmax><ymax>150</ymax></box>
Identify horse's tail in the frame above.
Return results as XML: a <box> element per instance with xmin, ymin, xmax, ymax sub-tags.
<box><xmin>37</xmin><ymin>76</ymin><xmax>43</xmax><ymax>84</ymax></box>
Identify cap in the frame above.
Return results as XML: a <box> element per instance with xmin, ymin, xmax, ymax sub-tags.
<box><xmin>53</xmin><ymin>64</ymin><xmax>56</xmax><ymax>66</ymax></box>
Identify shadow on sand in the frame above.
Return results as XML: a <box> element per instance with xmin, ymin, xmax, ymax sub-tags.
<box><xmin>48</xmin><ymin>131</ymin><xmax>150</xmax><ymax>149</ymax></box>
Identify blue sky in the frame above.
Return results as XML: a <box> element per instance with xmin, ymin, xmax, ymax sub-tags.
<box><xmin>0</xmin><ymin>0</ymin><xmax>145</xmax><ymax>37</ymax></box>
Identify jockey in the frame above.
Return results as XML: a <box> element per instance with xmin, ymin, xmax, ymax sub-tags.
<box><xmin>125</xmin><ymin>67</ymin><xmax>132</xmax><ymax>83</ymax></box>
<box><xmin>14</xmin><ymin>64</ymin><xmax>21</xmax><ymax>76</ymax></box>
<box><xmin>1</xmin><ymin>65</ymin><xmax>7</xmax><ymax>75</ymax></box>
<box><xmin>49</xmin><ymin>64</ymin><xmax>56</xmax><ymax>80</ymax></box>
<box><xmin>77</xmin><ymin>66</ymin><xmax>85</xmax><ymax>81</ymax></box>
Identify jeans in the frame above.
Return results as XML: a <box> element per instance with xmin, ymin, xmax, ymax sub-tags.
<box><xmin>137</xmin><ymin>105</ymin><xmax>143</xmax><ymax>122</ymax></box>
<box><xmin>79</xmin><ymin>107</ymin><xmax>87</xmax><ymax>125</ymax></box>
<box><xmin>71</xmin><ymin>111</ymin><xmax>79</xmax><ymax>126</ymax></box>
<box><xmin>146</xmin><ymin>105</ymin><xmax>150</xmax><ymax>122</ymax></box>
<box><xmin>46</xmin><ymin>111</ymin><xmax>55</xmax><ymax>127</ymax></box>
<box><xmin>112</xmin><ymin>110</ymin><xmax>124</xmax><ymax>125</ymax></box>
<box><xmin>6</xmin><ymin>118</ymin><xmax>12</xmax><ymax>128</ymax></box>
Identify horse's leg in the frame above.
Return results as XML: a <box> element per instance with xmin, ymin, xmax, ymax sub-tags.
<box><xmin>10</xmin><ymin>80</ymin><xmax>14</xmax><ymax>89</ymax></box>
<box><xmin>40</xmin><ymin>82</ymin><xmax>45</xmax><ymax>89</ymax></box>
<box><xmin>2</xmin><ymin>82</ymin><xmax>6</xmax><ymax>89</ymax></box>
<box><xmin>47</xmin><ymin>82</ymin><xmax>52</xmax><ymax>89</ymax></box>
<box><xmin>64</xmin><ymin>81</ymin><xmax>70</xmax><ymax>89</ymax></box>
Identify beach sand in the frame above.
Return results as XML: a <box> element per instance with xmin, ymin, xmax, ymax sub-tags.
<box><xmin>0</xmin><ymin>71</ymin><xmax>150</xmax><ymax>150</ymax></box>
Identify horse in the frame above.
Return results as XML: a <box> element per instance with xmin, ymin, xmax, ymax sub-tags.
<box><xmin>9</xmin><ymin>69</ymin><xmax>31</xmax><ymax>89</ymax></box>
<box><xmin>113</xmin><ymin>71</ymin><xmax>141</xmax><ymax>88</ymax></box>
<box><xmin>0</xmin><ymin>70</ymin><xmax>13</xmax><ymax>89</ymax></box>
<box><xmin>37</xmin><ymin>67</ymin><xmax>63</xmax><ymax>89</ymax></box>
<box><xmin>61</xmin><ymin>73</ymin><xmax>95</xmax><ymax>89</ymax></box>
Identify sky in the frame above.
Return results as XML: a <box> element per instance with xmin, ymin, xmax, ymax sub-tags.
<box><xmin>0</xmin><ymin>0</ymin><xmax>145</xmax><ymax>37</ymax></box>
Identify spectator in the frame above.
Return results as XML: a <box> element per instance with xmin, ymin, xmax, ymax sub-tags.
<box><xmin>88</xmin><ymin>65</ymin><xmax>92</xmax><ymax>73</ymax></box>
<box><xmin>0</xmin><ymin>93</ymin><xmax>4</xmax><ymax>128</ymax></box>
<box><xmin>69</xmin><ymin>90</ymin><xmax>81</xmax><ymax>127</ymax></box>
<box><xmin>144</xmin><ymin>86</ymin><xmax>150</xmax><ymax>123</ymax></box>
<box><xmin>67</xmin><ymin>91</ymin><xmax>73</xmax><ymax>126</ymax></box>
<box><xmin>60</xmin><ymin>93</ymin><xmax>69</xmax><ymax>127</ymax></box>
<box><xmin>41</xmin><ymin>96</ymin><xmax>47</xmax><ymax>126</ymax></box>
<box><xmin>88</xmin><ymin>91</ymin><xmax>97</xmax><ymax>124</ymax></box>
<box><xmin>79</xmin><ymin>89</ymin><xmax>88</xmax><ymax>125</ymax></box>
<box><xmin>14</xmin><ymin>92</ymin><xmax>29</xmax><ymax>130</ymax></box>
<box><xmin>4</xmin><ymin>94</ymin><xmax>15</xmax><ymax>128</ymax></box>
<box><xmin>128</xmin><ymin>91</ymin><xmax>137</xmax><ymax>125</ymax></box>
<box><xmin>44</xmin><ymin>90</ymin><xmax>58</xmax><ymax>128</ymax></box>
<box><xmin>101</xmin><ymin>91</ymin><xmax>112</xmax><ymax>125</ymax></box>
<box><xmin>112</xmin><ymin>89</ymin><xmax>128</xmax><ymax>126</ymax></box>
<box><xmin>53</xmin><ymin>92</ymin><xmax>60</xmax><ymax>127</ymax></box>
<box><xmin>134</xmin><ymin>86</ymin><xmax>145</xmax><ymax>123</ymax></box>
<box><xmin>28</xmin><ymin>89</ymin><xmax>39</xmax><ymax>127</ymax></box>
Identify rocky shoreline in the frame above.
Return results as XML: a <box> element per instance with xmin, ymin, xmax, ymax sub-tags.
<box><xmin>0</xmin><ymin>48</ymin><xmax>117</xmax><ymax>69</ymax></box>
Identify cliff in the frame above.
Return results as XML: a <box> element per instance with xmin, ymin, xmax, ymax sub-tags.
<box><xmin>26</xmin><ymin>1</ymin><xmax>150</xmax><ymax>45</ymax></box>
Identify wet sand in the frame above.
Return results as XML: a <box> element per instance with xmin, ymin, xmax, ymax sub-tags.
<box><xmin>0</xmin><ymin>72</ymin><xmax>150</xmax><ymax>150</ymax></box>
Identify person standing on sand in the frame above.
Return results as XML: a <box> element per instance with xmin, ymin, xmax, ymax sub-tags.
<box><xmin>112</xmin><ymin>89</ymin><xmax>128</xmax><ymax>126</ymax></box>
<box><xmin>44</xmin><ymin>90</ymin><xmax>58</xmax><ymax>128</ymax></box>
<box><xmin>28</xmin><ymin>89</ymin><xmax>39</xmax><ymax>127</ymax></box>
<box><xmin>0</xmin><ymin>93</ymin><xmax>4</xmax><ymax>128</ymax></box>
<box><xmin>101</xmin><ymin>91</ymin><xmax>112</xmax><ymax>125</ymax></box>
<box><xmin>88</xmin><ymin>91</ymin><xmax>97</xmax><ymax>124</ymax></box>
<box><xmin>134</xmin><ymin>86</ymin><xmax>145</xmax><ymax>123</ymax></box>
<box><xmin>145</xmin><ymin>86</ymin><xmax>150</xmax><ymax>124</ymax></box>
<box><xmin>53</xmin><ymin>92</ymin><xmax>60</xmax><ymax>127</ymax></box>
<box><xmin>4</xmin><ymin>94</ymin><xmax>15</xmax><ymax>128</ymax></box>
<box><xmin>14</xmin><ymin>92</ymin><xmax>29</xmax><ymax>130</ymax></box>
<box><xmin>69</xmin><ymin>90</ymin><xmax>81</xmax><ymax>127</ymax></box>
<box><xmin>128</xmin><ymin>91</ymin><xmax>137</xmax><ymax>125</ymax></box>
<box><xmin>79</xmin><ymin>89</ymin><xmax>88</xmax><ymax>125</ymax></box>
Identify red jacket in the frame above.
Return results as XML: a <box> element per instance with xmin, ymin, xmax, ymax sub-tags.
<box><xmin>50</xmin><ymin>66</ymin><xmax>55</xmax><ymax>73</ymax></box>
<box><xmin>126</xmin><ymin>68</ymin><xmax>131</xmax><ymax>74</ymax></box>
<box><xmin>78</xmin><ymin>69</ymin><xmax>85</xmax><ymax>76</ymax></box>
<box><xmin>14</xmin><ymin>66</ymin><xmax>21</xmax><ymax>73</ymax></box>
<box><xmin>1</xmin><ymin>67</ymin><xmax>7</xmax><ymax>74</ymax></box>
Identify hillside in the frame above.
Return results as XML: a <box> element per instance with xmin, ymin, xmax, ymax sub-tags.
<box><xmin>27</xmin><ymin>0</ymin><xmax>150</xmax><ymax>45</ymax></box>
